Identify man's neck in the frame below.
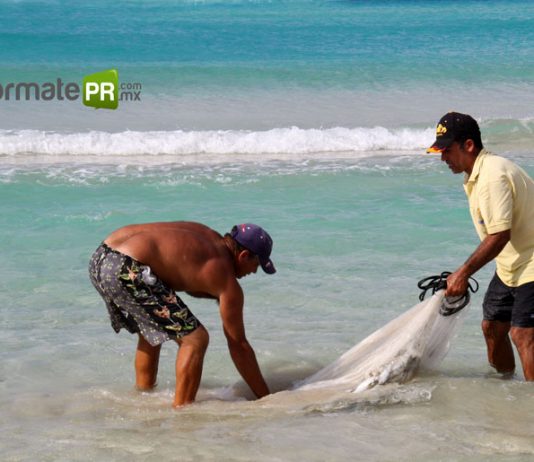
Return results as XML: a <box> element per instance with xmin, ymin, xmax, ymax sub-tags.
<box><xmin>465</xmin><ymin>147</ymin><xmax>482</xmax><ymax>175</ymax></box>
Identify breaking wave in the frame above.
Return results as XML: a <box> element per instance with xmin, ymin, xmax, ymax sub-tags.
<box><xmin>0</xmin><ymin>126</ymin><xmax>434</xmax><ymax>159</ymax></box>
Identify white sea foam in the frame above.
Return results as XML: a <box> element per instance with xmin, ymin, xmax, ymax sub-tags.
<box><xmin>0</xmin><ymin>126</ymin><xmax>434</xmax><ymax>160</ymax></box>
<box><xmin>2</xmin><ymin>118</ymin><xmax>533</xmax><ymax>166</ymax></box>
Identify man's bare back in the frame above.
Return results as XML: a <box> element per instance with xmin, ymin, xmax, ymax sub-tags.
<box><xmin>104</xmin><ymin>221</ymin><xmax>235</xmax><ymax>295</ymax></box>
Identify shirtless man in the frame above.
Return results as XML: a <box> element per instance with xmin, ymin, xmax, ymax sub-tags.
<box><xmin>89</xmin><ymin>221</ymin><xmax>275</xmax><ymax>406</ymax></box>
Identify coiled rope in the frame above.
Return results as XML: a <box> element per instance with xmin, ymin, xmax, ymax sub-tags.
<box><xmin>417</xmin><ymin>271</ymin><xmax>479</xmax><ymax>316</ymax></box>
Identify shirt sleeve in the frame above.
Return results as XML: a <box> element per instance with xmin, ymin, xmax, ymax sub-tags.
<box><xmin>478</xmin><ymin>178</ymin><xmax>513</xmax><ymax>234</ymax></box>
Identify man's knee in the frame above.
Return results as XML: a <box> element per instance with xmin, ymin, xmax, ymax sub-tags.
<box><xmin>481</xmin><ymin>320</ymin><xmax>511</xmax><ymax>341</ymax></box>
<box><xmin>196</xmin><ymin>326</ymin><xmax>210</xmax><ymax>350</ymax></box>
<box><xmin>180</xmin><ymin>325</ymin><xmax>209</xmax><ymax>352</ymax></box>
<box><xmin>510</xmin><ymin>326</ymin><xmax>534</xmax><ymax>350</ymax></box>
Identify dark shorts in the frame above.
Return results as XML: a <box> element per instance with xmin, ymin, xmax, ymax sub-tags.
<box><xmin>483</xmin><ymin>273</ymin><xmax>534</xmax><ymax>328</ymax></box>
<box><xmin>89</xmin><ymin>243</ymin><xmax>200</xmax><ymax>346</ymax></box>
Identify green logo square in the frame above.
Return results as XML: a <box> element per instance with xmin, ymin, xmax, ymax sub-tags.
<box><xmin>83</xmin><ymin>69</ymin><xmax>119</xmax><ymax>110</ymax></box>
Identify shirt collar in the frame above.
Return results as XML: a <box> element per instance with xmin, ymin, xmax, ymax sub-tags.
<box><xmin>464</xmin><ymin>148</ymin><xmax>490</xmax><ymax>185</ymax></box>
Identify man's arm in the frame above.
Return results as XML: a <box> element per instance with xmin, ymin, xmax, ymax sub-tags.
<box><xmin>446</xmin><ymin>229</ymin><xmax>511</xmax><ymax>297</ymax></box>
<box><xmin>218</xmin><ymin>283</ymin><xmax>270</xmax><ymax>399</ymax></box>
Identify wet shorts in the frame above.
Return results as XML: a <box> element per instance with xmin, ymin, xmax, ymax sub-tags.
<box><xmin>89</xmin><ymin>243</ymin><xmax>200</xmax><ymax>346</ymax></box>
<box><xmin>482</xmin><ymin>273</ymin><xmax>534</xmax><ymax>328</ymax></box>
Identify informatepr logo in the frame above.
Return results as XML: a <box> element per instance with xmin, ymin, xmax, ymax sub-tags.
<box><xmin>0</xmin><ymin>69</ymin><xmax>141</xmax><ymax>110</ymax></box>
<box><xmin>83</xmin><ymin>69</ymin><xmax>119</xmax><ymax>110</ymax></box>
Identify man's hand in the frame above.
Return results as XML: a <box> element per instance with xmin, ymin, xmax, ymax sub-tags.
<box><xmin>446</xmin><ymin>229</ymin><xmax>511</xmax><ymax>297</ymax></box>
<box><xmin>446</xmin><ymin>269</ymin><xmax>470</xmax><ymax>297</ymax></box>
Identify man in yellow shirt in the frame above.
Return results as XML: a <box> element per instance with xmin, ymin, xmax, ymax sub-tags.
<box><xmin>427</xmin><ymin>112</ymin><xmax>534</xmax><ymax>380</ymax></box>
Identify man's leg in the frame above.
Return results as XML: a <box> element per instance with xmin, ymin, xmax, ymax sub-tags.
<box><xmin>481</xmin><ymin>320</ymin><xmax>515</xmax><ymax>374</ymax></box>
<box><xmin>510</xmin><ymin>327</ymin><xmax>534</xmax><ymax>380</ymax></box>
<box><xmin>509</xmin><ymin>280</ymin><xmax>534</xmax><ymax>380</ymax></box>
<box><xmin>482</xmin><ymin>274</ymin><xmax>515</xmax><ymax>375</ymax></box>
<box><xmin>173</xmin><ymin>325</ymin><xmax>209</xmax><ymax>407</ymax></box>
<box><xmin>135</xmin><ymin>334</ymin><xmax>162</xmax><ymax>390</ymax></box>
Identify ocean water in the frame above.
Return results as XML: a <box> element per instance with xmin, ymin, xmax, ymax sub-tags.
<box><xmin>2</xmin><ymin>0</ymin><xmax>534</xmax><ymax>460</ymax></box>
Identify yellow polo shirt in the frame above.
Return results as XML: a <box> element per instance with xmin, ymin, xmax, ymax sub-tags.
<box><xmin>463</xmin><ymin>149</ymin><xmax>534</xmax><ymax>286</ymax></box>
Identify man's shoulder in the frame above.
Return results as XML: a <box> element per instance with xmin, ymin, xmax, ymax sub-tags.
<box><xmin>477</xmin><ymin>152</ymin><xmax>534</xmax><ymax>195</ymax></box>
<box><xmin>478</xmin><ymin>150</ymin><xmax>515</xmax><ymax>179</ymax></box>
<box><xmin>200</xmin><ymin>249</ymin><xmax>240</xmax><ymax>297</ymax></box>
<box><xmin>192</xmin><ymin>233</ymin><xmax>235</xmax><ymax>276</ymax></box>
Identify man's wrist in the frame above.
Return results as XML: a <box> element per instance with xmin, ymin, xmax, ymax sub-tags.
<box><xmin>456</xmin><ymin>264</ymin><xmax>473</xmax><ymax>280</ymax></box>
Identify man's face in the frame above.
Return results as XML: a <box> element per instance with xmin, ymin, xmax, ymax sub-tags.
<box><xmin>440</xmin><ymin>141</ymin><xmax>470</xmax><ymax>174</ymax></box>
<box><xmin>235</xmin><ymin>250</ymin><xmax>260</xmax><ymax>279</ymax></box>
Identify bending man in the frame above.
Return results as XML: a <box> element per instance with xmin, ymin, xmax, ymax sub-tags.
<box><xmin>89</xmin><ymin>221</ymin><xmax>275</xmax><ymax>406</ymax></box>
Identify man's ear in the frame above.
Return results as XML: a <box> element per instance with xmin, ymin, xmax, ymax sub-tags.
<box><xmin>464</xmin><ymin>139</ymin><xmax>476</xmax><ymax>153</ymax></box>
<box><xmin>237</xmin><ymin>249</ymin><xmax>250</xmax><ymax>262</ymax></box>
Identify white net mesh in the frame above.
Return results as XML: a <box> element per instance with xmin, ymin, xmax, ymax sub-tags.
<box><xmin>295</xmin><ymin>291</ymin><xmax>466</xmax><ymax>393</ymax></box>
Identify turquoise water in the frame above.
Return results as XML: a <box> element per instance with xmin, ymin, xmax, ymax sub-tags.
<box><xmin>3</xmin><ymin>157</ymin><xmax>534</xmax><ymax>460</ymax></box>
<box><xmin>1</xmin><ymin>0</ymin><xmax>534</xmax><ymax>131</ymax></box>
<box><xmin>2</xmin><ymin>0</ymin><xmax>534</xmax><ymax>460</ymax></box>
<box><xmin>2</xmin><ymin>0</ymin><xmax>534</xmax><ymax>86</ymax></box>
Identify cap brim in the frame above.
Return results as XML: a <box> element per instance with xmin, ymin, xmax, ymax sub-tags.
<box><xmin>426</xmin><ymin>145</ymin><xmax>445</xmax><ymax>153</ymax></box>
<box><xmin>260</xmin><ymin>258</ymin><xmax>276</xmax><ymax>274</ymax></box>
<box><xmin>426</xmin><ymin>138</ymin><xmax>453</xmax><ymax>154</ymax></box>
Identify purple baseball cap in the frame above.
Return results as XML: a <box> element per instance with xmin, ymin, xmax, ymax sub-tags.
<box><xmin>230</xmin><ymin>223</ymin><xmax>276</xmax><ymax>274</ymax></box>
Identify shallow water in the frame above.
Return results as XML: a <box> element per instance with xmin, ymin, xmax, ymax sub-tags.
<box><xmin>2</xmin><ymin>154</ymin><xmax>534</xmax><ymax>461</ymax></box>
<box><xmin>2</xmin><ymin>0</ymin><xmax>534</xmax><ymax>459</ymax></box>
